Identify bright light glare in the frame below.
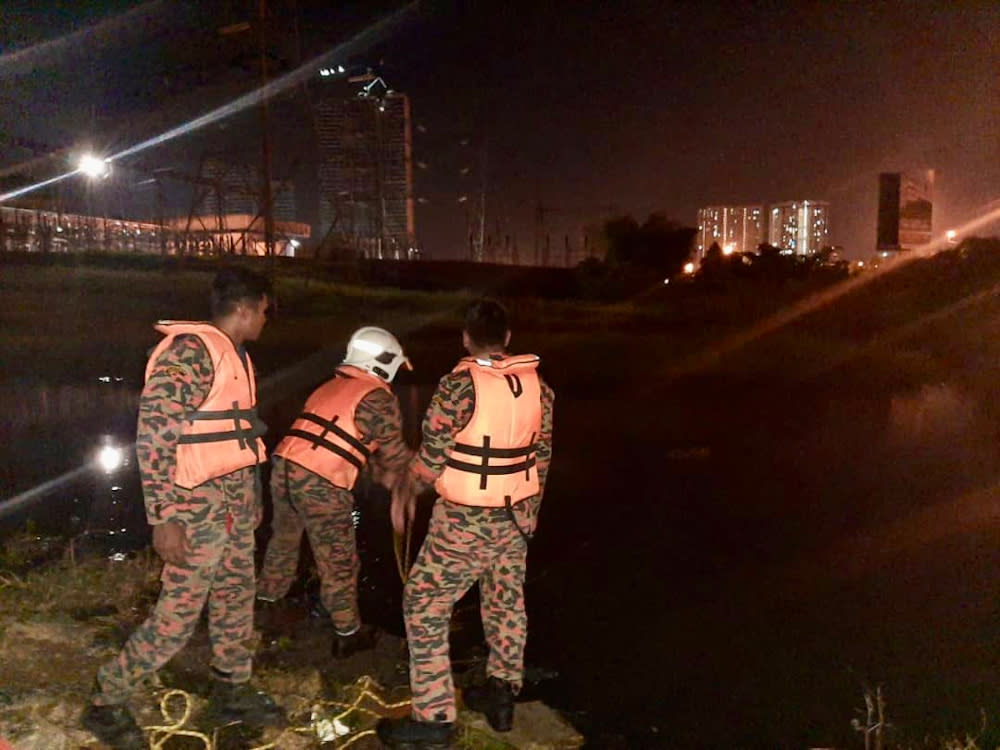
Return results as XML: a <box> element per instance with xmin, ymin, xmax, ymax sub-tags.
<box><xmin>78</xmin><ymin>154</ymin><xmax>110</xmax><ymax>179</ymax></box>
<box><xmin>683</xmin><ymin>262</ymin><xmax>696</xmax><ymax>274</ymax></box>
<box><xmin>97</xmin><ymin>444</ymin><xmax>124</xmax><ymax>473</ymax></box>
<box><xmin>351</xmin><ymin>339</ymin><xmax>384</xmax><ymax>356</ymax></box>
<box><xmin>663</xmin><ymin>278</ymin><xmax>670</xmax><ymax>285</ymax></box>
<box><xmin>946</xmin><ymin>230</ymin><xmax>957</xmax><ymax>241</ymax></box>
<box><xmin>722</xmin><ymin>243</ymin><xmax>735</xmax><ymax>256</ymax></box>
<box><xmin>290</xmin><ymin>239</ymin><xmax>301</xmax><ymax>248</ymax></box>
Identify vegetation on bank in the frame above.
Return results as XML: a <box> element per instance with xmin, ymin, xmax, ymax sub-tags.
<box><xmin>0</xmin><ymin>535</ymin><xmax>996</xmax><ymax>748</ymax></box>
<box><xmin>0</xmin><ymin>533</ymin><xmax>581</xmax><ymax>749</ymax></box>
<box><xmin>0</xmin><ymin>238</ymin><xmax>997</xmax><ymax>395</ymax></box>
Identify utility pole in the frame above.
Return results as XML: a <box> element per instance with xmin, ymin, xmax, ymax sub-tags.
<box><xmin>156</xmin><ymin>177</ymin><xmax>166</xmax><ymax>256</ymax></box>
<box><xmin>257</xmin><ymin>0</ymin><xmax>276</xmax><ymax>260</ymax></box>
<box><xmin>476</xmin><ymin>142</ymin><xmax>487</xmax><ymax>262</ymax></box>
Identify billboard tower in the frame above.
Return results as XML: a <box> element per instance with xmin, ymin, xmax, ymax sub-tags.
<box><xmin>877</xmin><ymin>171</ymin><xmax>934</xmax><ymax>251</ymax></box>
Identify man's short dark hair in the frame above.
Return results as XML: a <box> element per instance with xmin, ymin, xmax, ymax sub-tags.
<box><xmin>211</xmin><ymin>267</ymin><xmax>273</xmax><ymax>318</ymax></box>
<box><xmin>464</xmin><ymin>298</ymin><xmax>509</xmax><ymax>349</ymax></box>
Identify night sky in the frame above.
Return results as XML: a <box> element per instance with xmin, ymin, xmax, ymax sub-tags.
<box><xmin>1</xmin><ymin>0</ymin><xmax>997</xmax><ymax>259</ymax></box>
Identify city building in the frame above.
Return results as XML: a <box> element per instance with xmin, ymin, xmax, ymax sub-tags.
<box><xmin>165</xmin><ymin>213</ymin><xmax>309</xmax><ymax>257</ymax></box>
<box><xmin>200</xmin><ymin>158</ymin><xmax>298</xmax><ymax>224</ymax></box>
<box><xmin>0</xmin><ymin>204</ymin><xmax>308</xmax><ymax>257</ymax></box>
<box><xmin>314</xmin><ymin>74</ymin><xmax>415</xmax><ymax>259</ymax></box>
<box><xmin>696</xmin><ymin>205</ymin><xmax>764</xmax><ymax>260</ymax></box>
<box><xmin>768</xmin><ymin>200</ymin><xmax>830</xmax><ymax>256</ymax></box>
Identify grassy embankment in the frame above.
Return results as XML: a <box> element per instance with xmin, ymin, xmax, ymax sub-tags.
<box><xmin>1</xmin><ymin>239</ymin><xmax>997</xmax><ymax>396</ymax></box>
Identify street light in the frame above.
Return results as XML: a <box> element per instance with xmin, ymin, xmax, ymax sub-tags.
<box><xmin>77</xmin><ymin>153</ymin><xmax>111</xmax><ymax>179</ymax></box>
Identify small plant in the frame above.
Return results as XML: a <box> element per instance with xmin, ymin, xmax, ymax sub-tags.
<box><xmin>852</xmin><ymin>684</ymin><xmax>889</xmax><ymax>750</ymax></box>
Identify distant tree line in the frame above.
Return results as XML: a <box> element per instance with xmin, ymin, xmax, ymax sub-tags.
<box><xmin>575</xmin><ymin>212</ymin><xmax>697</xmax><ymax>298</ymax></box>
<box><xmin>700</xmin><ymin>241</ymin><xmax>849</xmax><ymax>283</ymax></box>
<box><xmin>573</xmin><ymin>211</ymin><xmax>857</xmax><ymax>299</ymax></box>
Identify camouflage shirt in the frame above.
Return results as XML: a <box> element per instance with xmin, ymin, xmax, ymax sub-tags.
<box><xmin>136</xmin><ymin>334</ymin><xmax>256</xmax><ymax>525</ymax></box>
<box><xmin>408</xmin><ymin>360</ymin><xmax>555</xmax><ymax>497</ymax></box>
<box><xmin>354</xmin><ymin>386</ymin><xmax>412</xmax><ymax>478</ymax></box>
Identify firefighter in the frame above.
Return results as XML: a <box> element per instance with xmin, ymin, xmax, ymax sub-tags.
<box><xmin>257</xmin><ymin>326</ymin><xmax>413</xmax><ymax>657</ymax></box>
<box><xmin>377</xmin><ymin>299</ymin><xmax>555</xmax><ymax>749</ymax></box>
<box><xmin>83</xmin><ymin>267</ymin><xmax>283</xmax><ymax>750</ymax></box>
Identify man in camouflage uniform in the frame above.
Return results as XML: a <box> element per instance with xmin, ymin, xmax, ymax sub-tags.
<box><xmin>83</xmin><ymin>268</ymin><xmax>283</xmax><ymax>750</ymax></box>
<box><xmin>257</xmin><ymin>326</ymin><xmax>413</xmax><ymax>657</ymax></box>
<box><xmin>377</xmin><ymin>299</ymin><xmax>555</xmax><ymax>749</ymax></box>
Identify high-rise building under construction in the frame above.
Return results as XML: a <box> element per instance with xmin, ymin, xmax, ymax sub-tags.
<box><xmin>315</xmin><ymin>77</ymin><xmax>415</xmax><ymax>259</ymax></box>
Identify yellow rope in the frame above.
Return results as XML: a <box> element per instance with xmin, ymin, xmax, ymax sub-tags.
<box><xmin>392</xmin><ymin>520</ymin><xmax>414</xmax><ymax>583</ymax></box>
<box><xmin>143</xmin><ymin>675</ymin><xmax>411</xmax><ymax>750</ymax></box>
<box><xmin>146</xmin><ymin>689</ymin><xmax>212</xmax><ymax>749</ymax></box>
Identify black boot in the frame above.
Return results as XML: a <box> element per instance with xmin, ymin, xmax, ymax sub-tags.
<box><xmin>208</xmin><ymin>680</ymin><xmax>285</xmax><ymax>727</ymax></box>
<box><xmin>332</xmin><ymin>624</ymin><xmax>377</xmax><ymax>659</ymax></box>
<box><xmin>376</xmin><ymin>716</ymin><xmax>454</xmax><ymax>749</ymax></box>
<box><xmin>462</xmin><ymin>676</ymin><xmax>514</xmax><ymax>732</ymax></box>
<box><xmin>81</xmin><ymin>703</ymin><xmax>148</xmax><ymax>750</ymax></box>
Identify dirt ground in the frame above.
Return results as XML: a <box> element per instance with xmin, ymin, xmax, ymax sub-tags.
<box><xmin>0</xmin><ymin>558</ymin><xmax>583</xmax><ymax>749</ymax></box>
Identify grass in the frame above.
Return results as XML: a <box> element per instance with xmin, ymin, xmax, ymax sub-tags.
<box><xmin>0</xmin><ymin>532</ymin><xmax>160</xmax><ymax>626</ymax></box>
<box><xmin>2</xmin><ymin>241</ymin><xmax>997</xmax><ymax>394</ymax></box>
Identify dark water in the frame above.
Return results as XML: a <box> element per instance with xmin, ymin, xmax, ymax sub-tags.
<box><xmin>2</xmin><ymin>376</ymin><xmax>999</xmax><ymax>747</ymax></box>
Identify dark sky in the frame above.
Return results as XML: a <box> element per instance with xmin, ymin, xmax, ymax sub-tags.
<box><xmin>1</xmin><ymin>0</ymin><xmax>997</xmax><ymax>259</ymax></box>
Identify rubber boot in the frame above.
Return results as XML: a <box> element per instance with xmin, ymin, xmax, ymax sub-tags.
<box><xmin>462</xmin><ymin>676</ymin><xmax>514</xmax><ymax>732</ymax></box>
<box><xmin>208</xmin><ymin>680</ymin><xmax>285</xmax><ymax>727</ymax></box>
<box><xmin>81</xmin><ymin>703</ymin><xmax>148</xmax><ymax>750</ymax></box>
<box><xmin>375</xmin><ymin>716</ymin><xmax>454</xmax><ymax>749</ymax></box>
<box><xmin>332</xmin><ymin>624</ymin><xmax>377</xmax><ymax>659</ymax></box>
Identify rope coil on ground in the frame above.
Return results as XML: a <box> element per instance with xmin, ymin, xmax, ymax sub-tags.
<box><xmin>146</xmin><ymin>689</ymin><xmax>212</xmax><ymax>749</ymax></box>
<box><xmin>143</xmin><ymin>675</ymin><xmax>411</xmax><ymax>749</ymax></box>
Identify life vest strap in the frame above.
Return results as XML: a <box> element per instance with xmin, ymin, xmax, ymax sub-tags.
<box><xmin>445</xmin><ymin>433</ymin><xmax>537</xmax><ymax>490</ymax></box>
<box><xmin>295</xmin><ymin>413</ymin><xmax>372</xmax><ymax>460</ymax></box>
<box><xmin>178</xmin><ymin>402</ymin><xmax>266</xmax><ymax>451</ymax></box>
<box><xmin>444</xmin><ymin>455</ymin><xmax>537</xmax><ymax>490</ymax></box>
<box><xmin>284</xmin><ymin>429</ymin><xmax>366</xmax><ymax>471</ymax></box>
<box><xmin>451</xmin><ymin>442</ymin><xmax>535</xmax><ymax>459</ymax></box>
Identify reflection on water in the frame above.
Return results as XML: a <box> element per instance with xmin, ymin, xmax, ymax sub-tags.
<box><xmin>0</xmin><ymin>379</ymin><xmax>138</xmax><ymax>432</ymax></box>
<box><xmin>0</xmin><ymin>378</ymin><xmax>143</xmax><ymax>541</ymax></box>
<box><xmin>0</xmin><ymin>380</ymin><xmax>434</xmax><ymax>545</ymax></box>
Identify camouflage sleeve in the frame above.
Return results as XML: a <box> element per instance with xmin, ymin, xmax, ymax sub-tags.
<box><xmin>535</xmin><ymin>378</ymin><xmax>555</xmax><ymax>497</ymax></box>
<box><xmin>135</xmin><ymin>334</ymin><xmax>213</xmax><ymax>525</ymax></box>
<box><xmin>407</xmin><ymin>370</ymin><xmax>475</xmax><ymax>492</ymax></box>
<box><xmin>356</xmin><ymin>388</ymin><xmax>412</xmax><ymax>476</ymax></box>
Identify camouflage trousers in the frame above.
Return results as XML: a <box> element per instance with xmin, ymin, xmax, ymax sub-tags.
<box><xmin>94</xmin><ymin>470</ymin><xmax>258</xmax><ymax>705</ymax></box>
<box><xmin>257</xmin><ymin>457</ymin><xmax>361</xmax><ymax>633</ymax></box>
<box><xmin>404</xmin><ymin>496</ymin><xmax>537</xmax><ymax>723</ymax></box>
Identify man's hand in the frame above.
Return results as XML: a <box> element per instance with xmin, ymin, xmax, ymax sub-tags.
<box><xmin>372</xmin><ymin>449</ymin><xmax>415</xmax><ymax>492</ymax></box>
<box><xmin>390</xmin><ymin>475</ymin><xmax>417</xmax><ymax>536</ymax></box>
<box><xmin>153</xmin><ymin>520</ymin><xmax>190</xmax><ymax>565</ymax></box>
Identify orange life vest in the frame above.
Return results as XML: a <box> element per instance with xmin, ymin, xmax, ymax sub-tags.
<box><xmin>146</xmin><ymin>321</ymin><xmax>267</xmax><ymax>490</ymax></box>
<box><xmin>435</xmin><ymin>354</ymin><xmax>542</xmax><ymax>507</ymax></box>
<box><xmin>274</xmin><ymin>365</ymin><xmax>391</xmax><ymax>489</ymax></box>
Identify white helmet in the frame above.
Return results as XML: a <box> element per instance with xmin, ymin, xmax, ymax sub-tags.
<box><xmin>343</xmin><ymin>326</ymin><xmax>412</xmax><ymax>382</ymax></box>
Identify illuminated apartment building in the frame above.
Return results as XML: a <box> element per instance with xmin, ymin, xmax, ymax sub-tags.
<box><xmin>767</xmin><ymin>200</ymin><xmax>830</xmax><ymax>255</ymax></box>
<box><xmin>696</xmin><ymin>205</ymin><xmax>764</xmax><ymax>260</ymax></box>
